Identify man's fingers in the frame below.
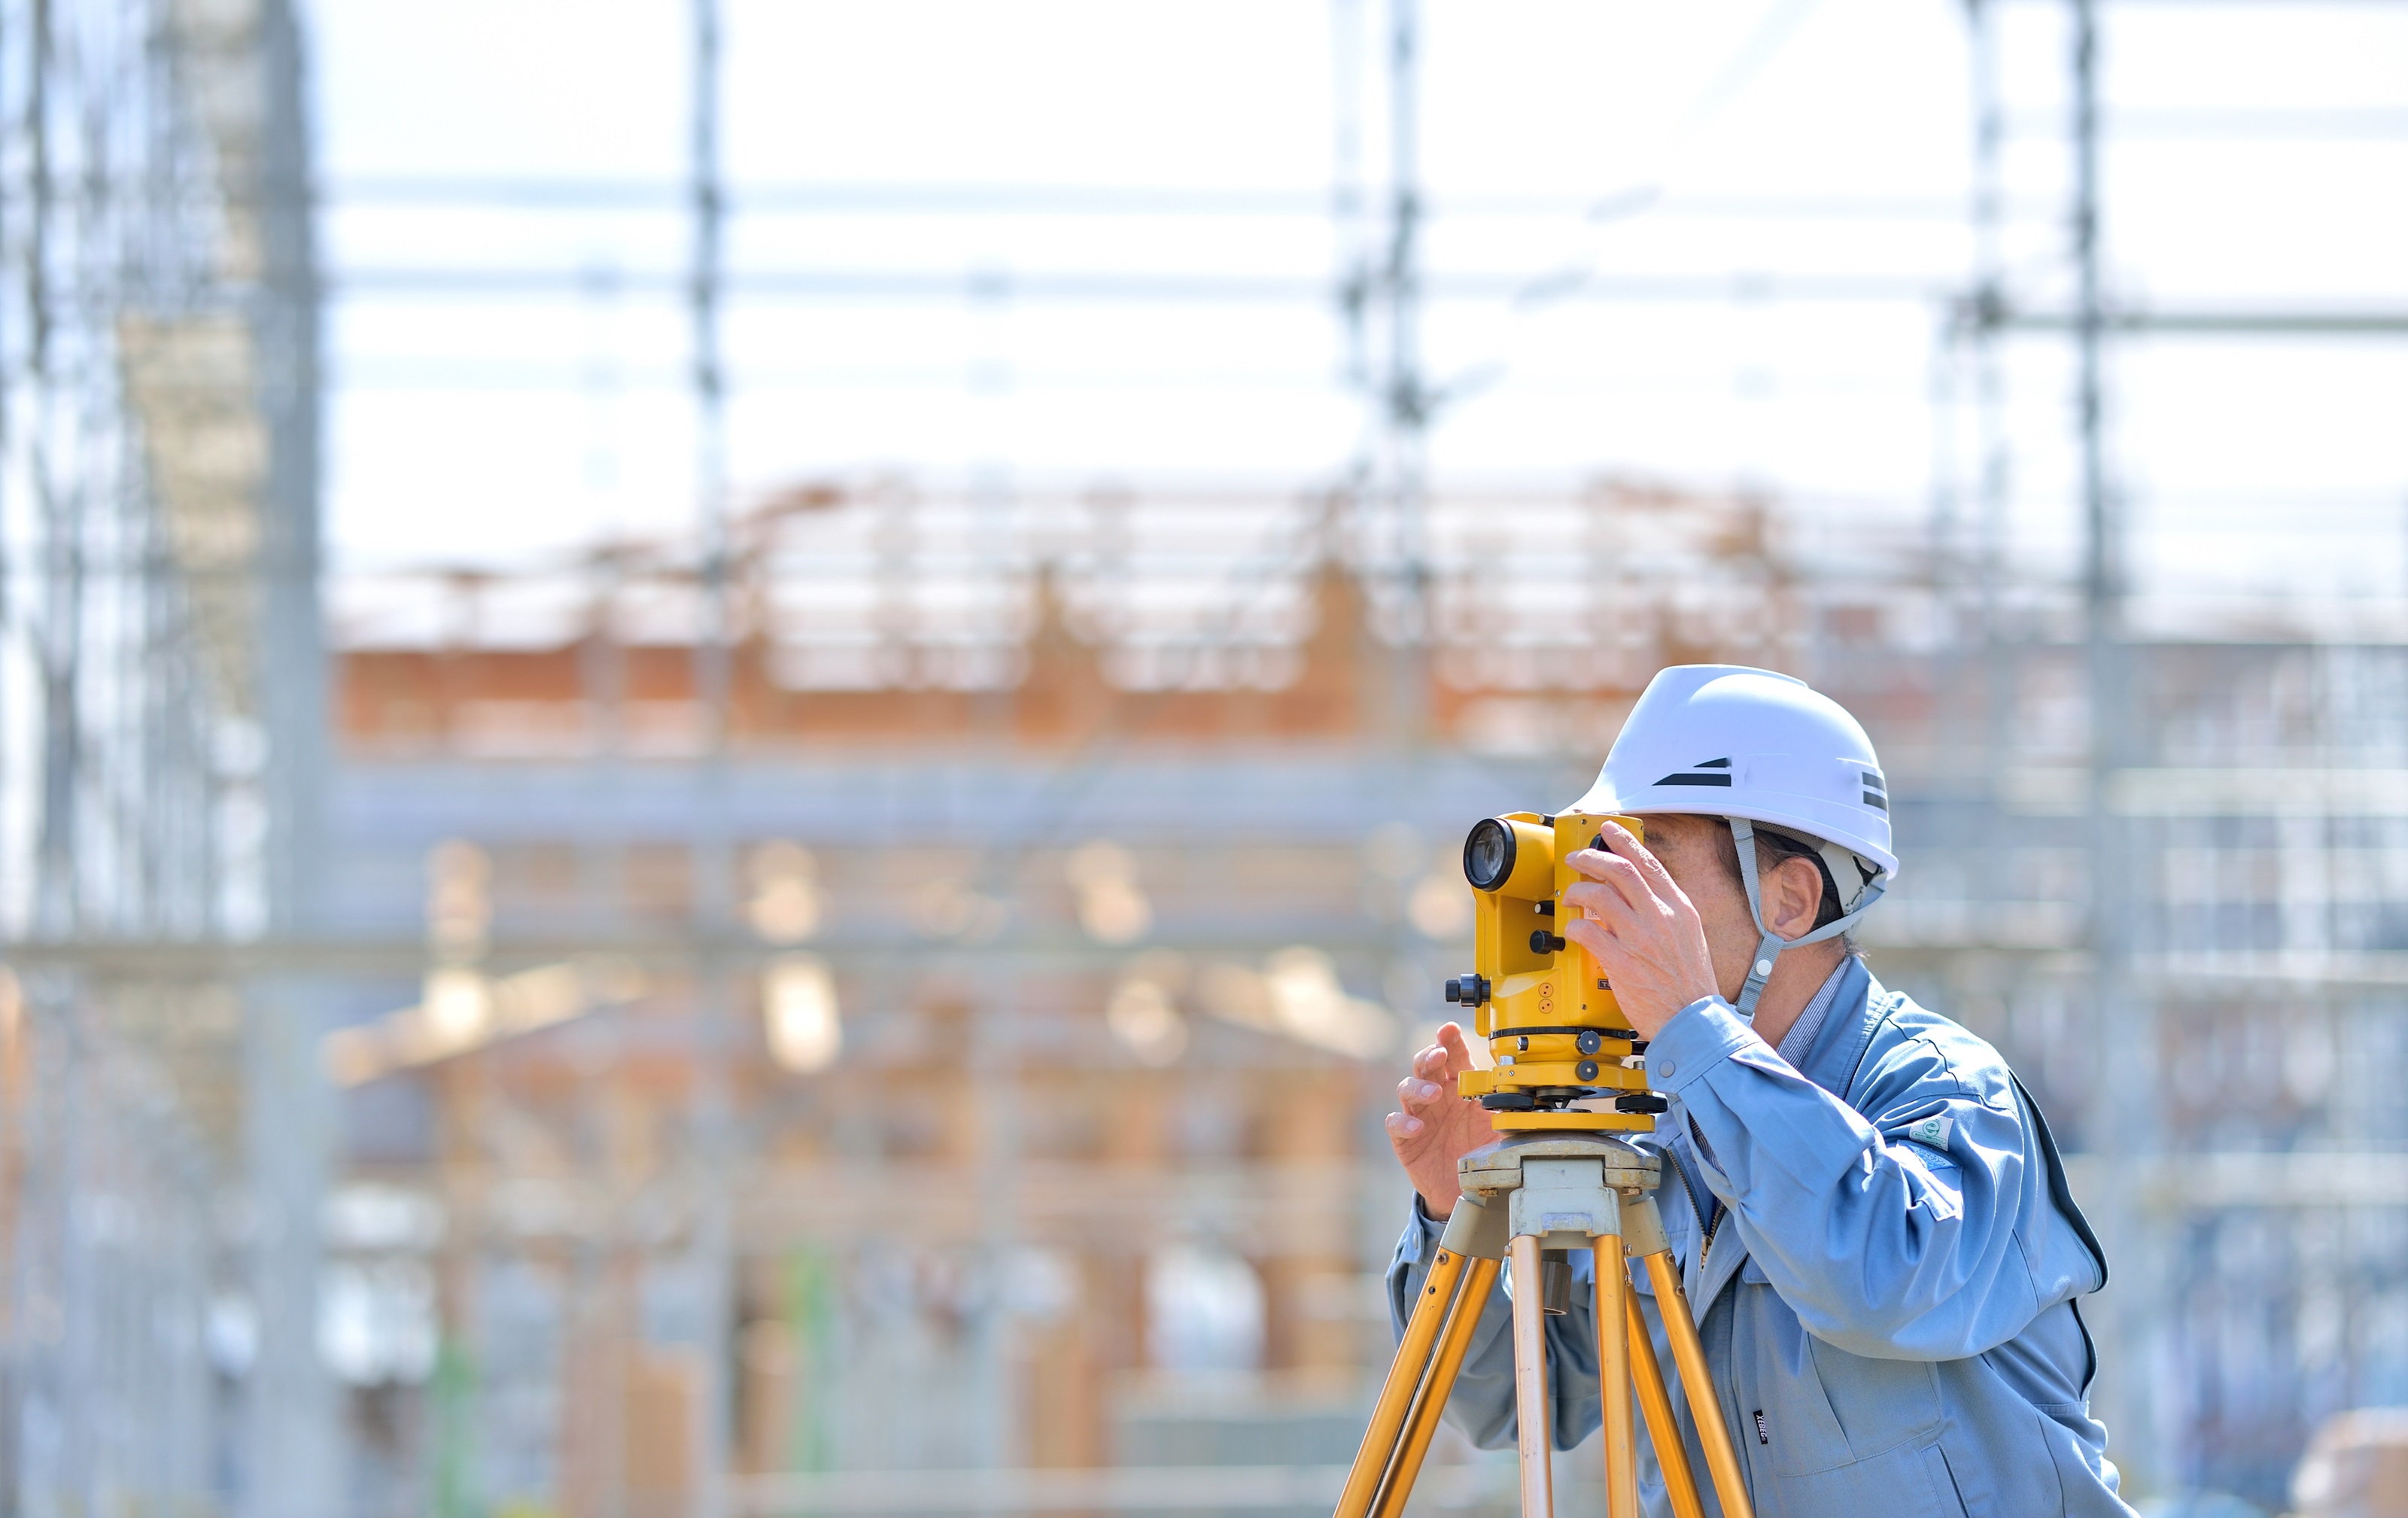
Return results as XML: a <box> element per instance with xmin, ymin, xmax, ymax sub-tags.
<box><xmin>1399</xmin><ymin>1026</ymin><xmax>1481</xmax><ymax>1124</ymax></box>
<box><xmin>1396</xmin><ymin>1073</ymin><xmax>1449</xmax><ymax>1113</ymax></box>
<box><xmin>1563</xmin><ymin>916</ymin><xmax>1612</xmax><ymax>953</ymax></box>
<box><xmin>1571</xmin><ymin>828</ymin><xmax>1699</xmax><ymax>923</ymax></box>
<box><xmin>1565</xmin><ymin>850</ymin><xmax>1652</xmax><ymax>914</ymax></box>
<box><xmin>1562</xmin><ymin>877</ymin><xmax>1641</xmax><ymax>920</ymax></box>
<box><xmin>1563</xmin><ymin>919</ymin><xmax>1622</xmax><ymax>975</ymax></box>
<box><xmin>1385</xmin><ymin>1110</ymin><xmax>1426</xmax><ymax>1139</ymax></box>
<box><xmin>1435</xmin><ymin>1021</ymin><xmax>1475</xmax><ymax>1075</ymax></box>
<box><xmin>1600</xmin><ymin>823</ymin><xmax>1689</xmax><ymax>902</ymax></box>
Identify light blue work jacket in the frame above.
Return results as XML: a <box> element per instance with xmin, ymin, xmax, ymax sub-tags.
<box><xmin>1386</xmin><ymin>959</ymin><xmax>2131</xmax><ymax>1516</ymax></box>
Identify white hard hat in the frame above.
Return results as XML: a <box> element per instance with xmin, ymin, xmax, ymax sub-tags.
<box><xmin>1570</xmin><ymin>664</ymin><xmax>1896</xmax><ymax>879</ymax></box>
<box><xmin>1569</xmin><ymin>665</ymin><xmax>1896</xmax><ymax>1016</ymax></box>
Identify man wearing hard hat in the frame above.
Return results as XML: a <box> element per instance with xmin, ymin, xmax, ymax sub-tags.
<box><xmin>1385</xmin><ymin>665</ymin><xmax>2129</xmax><ymax>1515</ymax></box>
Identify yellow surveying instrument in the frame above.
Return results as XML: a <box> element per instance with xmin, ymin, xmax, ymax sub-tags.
<box><xmin>1335</xmin><ymin>813</ymin><xmax>1756</xmax><ymax>1518</ymax></box>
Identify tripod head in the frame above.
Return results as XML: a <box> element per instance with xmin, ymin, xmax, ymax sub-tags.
<box><xmin>1441</xmin><ymin>812</ymin><xmax>1668</xmax><ymax>1135</ymax></box>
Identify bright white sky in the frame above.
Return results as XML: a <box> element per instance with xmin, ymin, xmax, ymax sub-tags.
<box><xmin>306</xmin><ymin>0</ymin><xmax>2408</xmax><ymax>637</ymax></box>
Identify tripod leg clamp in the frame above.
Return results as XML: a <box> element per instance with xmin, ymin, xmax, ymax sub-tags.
<box><xmin>1437</xmin><ymin>1191</ymin><xmax>1512</xmax><ymax>1261</ymax></box>
<box><xmin>1617</xmin><ymin>1192</ymin><xmax>1669</xmax><ymax>1258</ymax></box>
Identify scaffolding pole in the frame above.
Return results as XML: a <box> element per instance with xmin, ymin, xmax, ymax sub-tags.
<box><xmin>689</xmin><ymin>1</ymin><xmax>740</xmax><ymax>1512</ymax></box>
<box><xmin>2067</xmin><ymin>0</ymin><xmax>2160</xmax><ymax>1491</ymax></box>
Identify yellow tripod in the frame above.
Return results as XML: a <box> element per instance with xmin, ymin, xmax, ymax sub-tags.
<box><xmin>1333</xmin><ymin>1132</ymin><xmax>1754</xmax><ymax>1518</ymax></box>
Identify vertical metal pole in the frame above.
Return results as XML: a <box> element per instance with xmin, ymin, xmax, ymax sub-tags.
<box><xmin>967</xmin><ymin>969</ymin><xmax>1018</xmax><ymax>1471</ymax></box>
<box><xmin>575</xmin><ymin>276</ymin><xmax>633</xmax><ymax>1512</ymax></box>
<box><xmin>2075</xmin><ymin>0</ymin><xmax>2109</xmax><ymax>662</ymax></box>
<box><xmin>256</xmin><ymin>0</ymin><xmax>327</xmax><ymax>957</ymax></box>
<box><xmin>1965</xmin><ymin>0</ymin><xmax>2017</xmax><ymax>954</ymax></box>
<box><xmin>1330</xmin><ymin>0</ymin><xmax>1370</xmax><ymax>409</ymax></box>
<box><xmin>2070</xmin><ymin>0</ymin><xmax>2154</xmax><ymax>1491</ymax></box>
<box><xmin>690</xmin><ymin>0</ymin><xmax>728</xmax><ymax>746</ymax></box>
<box><xmin>245</xmin><ymin>2</ymin><xmax>339</xmax><ymax>1514</ymax></box>
<box><xmin>28</xmin><ymin>0</ymin><xmax>77</xmax><ymax>945</ymax></box>
<box><xmin>1376</xmin><ymin>0</ymin><xmax>1430</xmax><ymax>1082</ymax></box>
<box><xmin>1383</xmin><ymin>0</ymin><xmax>1428</xmax><ymax>747</ymax></box>
<box><xmin>688</xmin><ymin>2</ymin><xmax>737</xmax><ymax>1513</ymax></box>
<box><xmin>1968</xmin><ymin>0</ymin><xmax>2008</xmax><ymax>653</ymax></box>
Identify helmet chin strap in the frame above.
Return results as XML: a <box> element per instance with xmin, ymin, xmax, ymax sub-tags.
<box><xmin>1727</xmin><ymin>818</ymin><xmax>1890</xmax><ymax>1020</ymax></box>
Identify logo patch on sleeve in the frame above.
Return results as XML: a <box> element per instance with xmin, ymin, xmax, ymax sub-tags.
<box><xmin>1902</xmin><ymin>1114</ymin><xmax>1954</xmax><ymax>1148</ymax></box>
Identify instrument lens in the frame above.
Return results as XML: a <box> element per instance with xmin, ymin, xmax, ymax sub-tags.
<box><xmin>1463</xmin><ymin>818</ymin><xmax>1515</xmax><ymax>891</ymax></box>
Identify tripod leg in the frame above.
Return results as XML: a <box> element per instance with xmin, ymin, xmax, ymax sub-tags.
<box><xmin>1625</xmin><ymin>1288</ymin><xmax>1704</xmax><ymax>1518</ymax></box>
<box><xmin>1510</xmin><ymin>1234</ymin><xmax>1554</xmax><ymax>1518</ymax></box>
<box><xmin>1334</xmin><ymin>1247</ymin><xmax>1472</xmax><ymax>1518</ymax></box>
<box><xmin>1642</xmin><ymin>1250</ymin><xmax>1755</xmax><ymax>1518</ymax></box>
<box><xmin>1593</xmin><ymin>1240</ymin><xmax>1640</xmax><ymax>1518</ymax></box>
<box><xmin>1369</xmin><ymin>1256</ymin><xmax>1499</xmax><ymax>1518</ymax></box>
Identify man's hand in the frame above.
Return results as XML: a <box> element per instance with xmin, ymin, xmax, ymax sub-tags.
<box><xmin>1385</xmin><ymin>1023</ymin><xmax>1491</xmax><ymax>1219</ymax></box>
<box><xmin>1560</xmin><ymin>823</ymin><xmax>1722</xmax><ymax>1040</ymax></box>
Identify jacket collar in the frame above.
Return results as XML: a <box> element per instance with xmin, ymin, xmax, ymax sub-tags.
<box><xmin>1796</xmin><ymin>955</ymin><xmax>1879</xmax><ymax>1100</ymax></box>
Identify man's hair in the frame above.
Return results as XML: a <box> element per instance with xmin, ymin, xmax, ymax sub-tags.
<box><xmin>1708</xmin><ymin>821</ymin><xmax>1852</xmax><ymax>942</ymax></box>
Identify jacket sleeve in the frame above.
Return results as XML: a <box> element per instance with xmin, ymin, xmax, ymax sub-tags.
<box><xmin>1646</xmin><ymin>993</ymin><xmax>2060</xmax><ymax>1361</ymax></box>
<box><xmin>1385</xmin><ymin>1200</ymin><xmax>1607</xmax><ymax>1452</ymax></box>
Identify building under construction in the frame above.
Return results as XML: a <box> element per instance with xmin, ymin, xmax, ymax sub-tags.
<box><xmin>2</xmin><ymin>2</ymin><xmax>2406</xmax><ymax>1516</ymax></box>
<box><xmin>312</xmin><ymin>482</ymin><xmax>2408</xmax><ymax>1516</ymax></box>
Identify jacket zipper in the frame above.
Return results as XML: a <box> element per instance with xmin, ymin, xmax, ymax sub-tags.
<box><xmin>1662</xmin><ymin>1145</ymin><xmax>1725</xmax><ymax>1270</ymax></box>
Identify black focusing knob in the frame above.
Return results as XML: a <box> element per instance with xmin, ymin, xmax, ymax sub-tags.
<box><xmin>1576</xmin><ymin>1030</ymin><xmax>1602</xmax><ymax>1055</ymax></box>
<box><xmin>1575</xmin><ymin>1059</ymin><xmax>1601</xmax><ymax>1082</ymax></box>
<box><xmin>1528</xmin><ymin>930</ymin><xmax>1567</xmax><ymax>954</ymax></box>
<box><xmin>1443</xmin><ymin>975</ymin><xmax>1491</xmax><ymax>1006</ymax></box>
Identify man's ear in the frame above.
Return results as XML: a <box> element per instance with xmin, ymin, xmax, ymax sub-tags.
<box><xmin>1771</xmin><ymin>856</ymin><xmax>1826</xmax><ymax>940</ymax></box>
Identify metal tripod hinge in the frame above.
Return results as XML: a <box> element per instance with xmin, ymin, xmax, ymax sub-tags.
<box><xmin>1333</xmin><ymin>1133</ymin><xmax>1754</xmax><ymax>1518</ymax></box>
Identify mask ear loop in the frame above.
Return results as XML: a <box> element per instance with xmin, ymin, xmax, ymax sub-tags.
<box><xmin>1726</xmin><ymin>818</ymin><xmax>1890</xmax><ymax>1020</ymax></box>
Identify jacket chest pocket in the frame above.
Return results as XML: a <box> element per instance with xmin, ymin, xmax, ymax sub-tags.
<box><xmin>1732</xmin><ymin>1280</ymin><xmax>1944</xmax><ymax>1477</ymax></box>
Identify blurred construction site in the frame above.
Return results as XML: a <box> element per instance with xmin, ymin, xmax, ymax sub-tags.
<box><xmin>2</xmin><ymin>1</ymin><xmax>2405</xmax><ymax>1515</ymax></box>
